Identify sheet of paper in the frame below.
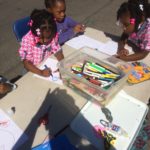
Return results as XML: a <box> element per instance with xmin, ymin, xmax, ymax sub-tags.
<box><xmin>66</xmin><ymin>35</ymin><xmax>105</xmax><ymax>50</ymax></box>
<box><xmin>0</xmin><ymin>109</ymin><xmax>27</xmax><ymax>150</ymax></box>
<box><xmin>66</xmin><ymin>35</ymin><xmax>118</xmax><ymax>55</ymax></box>
<box><xmin>34</xmin><ymin>58</ymin><xmax>63</xmax><ymax>85</ymax></box>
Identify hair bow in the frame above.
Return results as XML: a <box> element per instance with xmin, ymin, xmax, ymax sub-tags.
<box><xmin>130</xmin><ymin>18</ymin><xmax>135</xmax><ymax>25</ymax></box>
<box><xmin>139</xmin><ymin>4</ymin><xmax>144</xmax><ymax>11</ymax></box>
<box><xmin>36</xmin><ymin>28</ymin><xmax>41</xmax><ymax>36</ymax></box>
<box><xmin>28</xmin><ymin>20</ymin><xmax>33</xmax><ymax>27</ymax></box>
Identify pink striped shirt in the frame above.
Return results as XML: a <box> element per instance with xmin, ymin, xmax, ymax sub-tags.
<box><xmin>129</xmin><ymin>18</ymin><xmax>150</xmax><ymax>51</ymax></box>
<box><xmin>18</xmin><ymin>31</ymin><xmax>61</xmax><ymax>65</ymax></box>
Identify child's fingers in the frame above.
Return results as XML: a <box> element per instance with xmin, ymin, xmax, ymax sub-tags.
<box><xmin>42</xmin><ymin>68</ymin><xmax>52</xmax><ymax>77</ymax></box>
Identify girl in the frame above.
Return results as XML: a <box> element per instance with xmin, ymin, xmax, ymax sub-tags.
<box><xmin>116</xmin><ymin>1</ymin><xmax>150</xmax><ymax>61</ymax></box>
<box><xmin>18</xmin><ymin>9</ymin><xmax>64</xmax><ymax>77</ymax></box>
<box><xmin>45</xmin><ymin>0</ymin><xmax>85</xmax><ymax>45</ymax></box>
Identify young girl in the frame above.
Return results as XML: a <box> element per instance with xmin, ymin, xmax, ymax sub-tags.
<box><xmin>18</xmin><ymin>9</ymin><xmax>64</xmax><ymax>77</ymax></box>
<box><xmin>45</xmin><ymin>0</ymin><xmax>85</xmax><ymax>45</ymax></box>
<box><xmin>116</xmin><ymin>1</ymin><xmax>150</xmax><ymax>61</ymax></box>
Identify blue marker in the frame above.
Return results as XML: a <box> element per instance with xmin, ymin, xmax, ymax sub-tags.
<box><xmin>44</xmin><ymin>65</ymin><xmax>53</xmax><ymax>77</ymax></box>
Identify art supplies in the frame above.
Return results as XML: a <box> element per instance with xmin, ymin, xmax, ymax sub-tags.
<box><xmin>71</xmin><ymin>61</ymin><xmax>120</xmax><ymax>89</ymax></box>
<box><xmin>58</xmin><ymin>48</ymin><xmax>132</xmax><ymax>104</ymax></box>
<box><xmin>119</xmin><ymin>61</ymin><xmax>150</xmax><ymax>84</ymax></box>
<box><xmin>100</xmin><ymin>119</ymin><xmax>128</xmax><ymax>137</ymax></box>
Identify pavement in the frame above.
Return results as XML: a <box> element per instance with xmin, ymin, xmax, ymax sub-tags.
<box><xmin>0</xmin><ymin>0</ymin><xmax>123</xmax><ymax>79</ymax></box>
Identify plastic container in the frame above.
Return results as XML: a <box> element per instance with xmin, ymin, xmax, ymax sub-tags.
<box><xmin>58</xmin><ymin>47</ymin><xmax>132</xmax><ymax>105</ymax></box>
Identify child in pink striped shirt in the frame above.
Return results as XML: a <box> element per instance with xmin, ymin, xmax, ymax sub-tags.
<box><xmin>19</xmin><ymin>9</ymin><xmax>64</xmax><ymax>77</ymax></box>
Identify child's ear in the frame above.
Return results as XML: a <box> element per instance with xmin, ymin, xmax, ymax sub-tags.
<box><xmin>47</xmin><ymin>8</ymin><xmax>52</xmax><ymax>13</ymax></box>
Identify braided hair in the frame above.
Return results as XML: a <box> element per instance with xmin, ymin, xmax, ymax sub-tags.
<box><xmin>30</xmin><ymin>9</ymin><xmax>57</xmax><ymax>40</ymax></box>
<box><xmin>117</xmin><ymin>2</ymin><xmax>145</xmax><ymax>32</ymax></box>
<box><xmin>128</xmin><ymin>0</ymin><xmax>150</xmax><ymax>18</ymax></box>
<box><xmin>44</xmin><ymin>0</ymin><xmax>65</xmax><ymax>9</ymax></box>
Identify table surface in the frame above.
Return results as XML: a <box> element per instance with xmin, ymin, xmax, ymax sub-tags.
<box><xmin>0</xmin><ymin>27</ymin><xmax>150</xmax><ymax>149</ymax></box>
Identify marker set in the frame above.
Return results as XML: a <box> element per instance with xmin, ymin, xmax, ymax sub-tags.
<box><xmin>71</xmin><ymin>61</ymin><xmax>120</xmax><ymax>89</ymax></box>
<box><xmin>126</xmin><ymin>62</ymin><xmax>150</xmax><ymax>84</ymax></box>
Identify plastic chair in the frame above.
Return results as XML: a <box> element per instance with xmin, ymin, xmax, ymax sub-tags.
<box><xmin>13</xmin><ymin>16</ymin><xmax>30</xmax><ymax>42</ymax></box>
<box><xmin>32</xmin><ymin>135</ymin><xmax>78</xmax><ymax>150</ymax></box>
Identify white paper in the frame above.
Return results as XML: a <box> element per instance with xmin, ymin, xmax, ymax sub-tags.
<box><xmin>66</xmin><ymin>35</ymin><xmax>118</xmax><ymax>55</ymax></box>
<box><xmin>0</xmin><ymin>109</ymin><xmax>28</xmax><ymax>150</ymax></box>
<box><xmin>34</xmin><ymin>58</ymin><xmax>63</xmax><ymax>85</ymax></box>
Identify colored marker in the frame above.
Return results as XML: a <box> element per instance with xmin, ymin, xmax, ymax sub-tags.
<box><xmin>44</xmin><ymin>65</ymin><xmax>53</xmax><ymax>77</ymax></box>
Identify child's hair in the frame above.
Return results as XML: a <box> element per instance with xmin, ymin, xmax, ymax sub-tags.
<box><xmin>117</xmin><ymin>2</ymin><xmax>149</xmax><ymax>31</ymax></box>
<box><xmin>45</xmin><ymin>0</ymin><xmax>65</xmax><ymax>9</ymax></box>
<box><xmin>29</xmin><ymin>9</ymin><xmax>57</xmax><ymax>39</ymax></box>
<box><xmin>128</xmin><ymin>0</ymin><xmax>150</xmax><ymax>18</ymax></box>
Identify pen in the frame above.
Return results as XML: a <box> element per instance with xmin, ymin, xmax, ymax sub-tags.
<box><xmin>44</xmin><ymin>65</ymin><xmax>53</xmax><ymax>77</ymax></box>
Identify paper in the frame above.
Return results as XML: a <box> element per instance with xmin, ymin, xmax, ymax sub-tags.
<box><xmin>34</xmin><ymin>58</ymin><xmax>63</xmax><ymax>85</ymax></box>
<box><xmin>0</xmin><ymin>109</ymin><xmax>27</xmax><ymax>150</ymax></box>
<box><xmin>66</xmin><ymin>35</ymin><xmax>118</xmax><ymax>55</ymax></box>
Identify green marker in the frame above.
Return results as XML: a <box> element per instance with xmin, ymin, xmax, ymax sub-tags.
<box><xmin>87</xmin><ymin>62</ymin><xmax>106</xmax><ymax>73</ymax></box>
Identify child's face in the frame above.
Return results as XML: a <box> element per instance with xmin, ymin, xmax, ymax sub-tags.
<box><xmin>48</xmin><ymin>1</ymin><xmax>66</xmax><ymax>22</ymax></box>
<box><xmin>40</xmin><ymin>21</ymin><xmax>52</xmax><ymax>40</ymax></box>
<box><xmin>118</xmin><ymin>12</ymin><xmax>135</xmax><ymax>34</ymax></box>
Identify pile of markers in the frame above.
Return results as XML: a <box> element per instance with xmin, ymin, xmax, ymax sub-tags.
<box><xmin>71</xmin><ymin>61</ymin><xmax>120</xmax><ymax>88</ymax></box>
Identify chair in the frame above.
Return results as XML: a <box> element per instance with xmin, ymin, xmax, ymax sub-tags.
<box><xmin>13</xmin><ymin>16</ymin><xmax>30</xmax><ymax>42</ymax></box>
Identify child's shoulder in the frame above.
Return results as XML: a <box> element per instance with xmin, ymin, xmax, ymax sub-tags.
<box><xmin>22</xmin><ymin>30</ymin><xmax>35</xmax><ymax>43</ymax></box>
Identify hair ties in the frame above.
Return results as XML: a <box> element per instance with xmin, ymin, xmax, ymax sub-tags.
<box><xmin>130</xmin><ymin>18</ymin><xmax>135</xmax><ymax>25</ymax></box>
<box><xmin>36</xmin><ymin>28</ymin><xmax>41</xmax><ymax>36</ymax></box>
<box><xmin>28</xmin><ymin>19</ymin><xmax>33</xmax><ymax>27</ymax></box>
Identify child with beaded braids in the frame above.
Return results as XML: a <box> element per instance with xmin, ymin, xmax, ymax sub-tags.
<box><xmin>116</xmin><ymin>1</ymin><xmax>150</xmax><ymax>61</ymax></box>
<box><xmin>18</xmin><ymin>9</ymin><xmax>64</xmax><ymax>77</ymax></box>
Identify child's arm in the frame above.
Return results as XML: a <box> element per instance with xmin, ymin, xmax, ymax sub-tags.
<box><xmin>117</xmin><ymin>33</ymin><xmax>129</xmax><ymax>56</ymax></box>
<box><xmin>23</xmin><ymin>60</ymin><xmax>52</xmax><ymax>77</ymax></box>
<box><xmin>117</xmin><ymin>50</ymin><xmax>149</xmax><ymax>61</ymax></box>
<box><xmin>58</xmin><ymin>17</ymin><xmax>85</xmax><ymax>45</ymax></box>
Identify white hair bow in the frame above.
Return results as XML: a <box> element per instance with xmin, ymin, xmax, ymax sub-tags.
<box><xmin>139</xmin><ymin>4</ymin><xmax>144</xmax><ymax>11</ymax></box>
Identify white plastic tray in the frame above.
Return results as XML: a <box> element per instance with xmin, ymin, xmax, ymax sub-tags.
<box><xmin>71</xmin><ymin>90</ymin><xmax>148</xmax><ymax>150</ymax></box>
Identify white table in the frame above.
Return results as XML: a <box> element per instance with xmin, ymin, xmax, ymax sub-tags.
<box><xmin>0</xmin><ymin>27</ymin><xmax>149</xmax><ymax>149</ymax></box>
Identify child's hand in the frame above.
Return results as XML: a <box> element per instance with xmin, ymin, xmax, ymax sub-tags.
<box><xmin>41</xmin><ymin>68</ymin><xmax>52</xmax><ymax>77</ymax></box>
<box><xmin>73</xmin><ymin>24</ymin><xmax>85</xmax><ymax>34</ymax></box>
<box><xmin>117</xmin><ymin>48</ymin><xmax>129</xmax><ymax>56</ymax></box>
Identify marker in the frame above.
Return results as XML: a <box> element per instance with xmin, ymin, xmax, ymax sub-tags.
<box><xmin>44</xmin><ymin>65</ymin><xmax>53</xmax><ymax>77</ymax></box>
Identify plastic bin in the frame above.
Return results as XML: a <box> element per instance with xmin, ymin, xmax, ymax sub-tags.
<box><xmin>70</xmin><ymin>90</ymin><xmax>149</xmax><ymax>150</ymax></box>
<box><xmin>58</xmin><ymin>47</ymin><xmax>132</xmax><ymax>105</ymax></box>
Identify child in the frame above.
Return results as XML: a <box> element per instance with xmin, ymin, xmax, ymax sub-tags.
<box><xmin>116</xmin><ymin>1</ymin><xmax>150</xmax><ymax>61</ymax></box>
<box><xmin>45</xmin><ymin>0</ymin><xmax>85</xmax><ymax>45</ymax></box>
<box><xmin>18</xmin><ymin>9</ymin><xmax>64</xmax><ymax>77</ymax></box>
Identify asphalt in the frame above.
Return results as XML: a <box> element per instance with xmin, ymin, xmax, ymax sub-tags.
<box><xmin>0</xmin><ymin>0</ymin><xmax>123</xmax><ymax>79</ymax></box>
